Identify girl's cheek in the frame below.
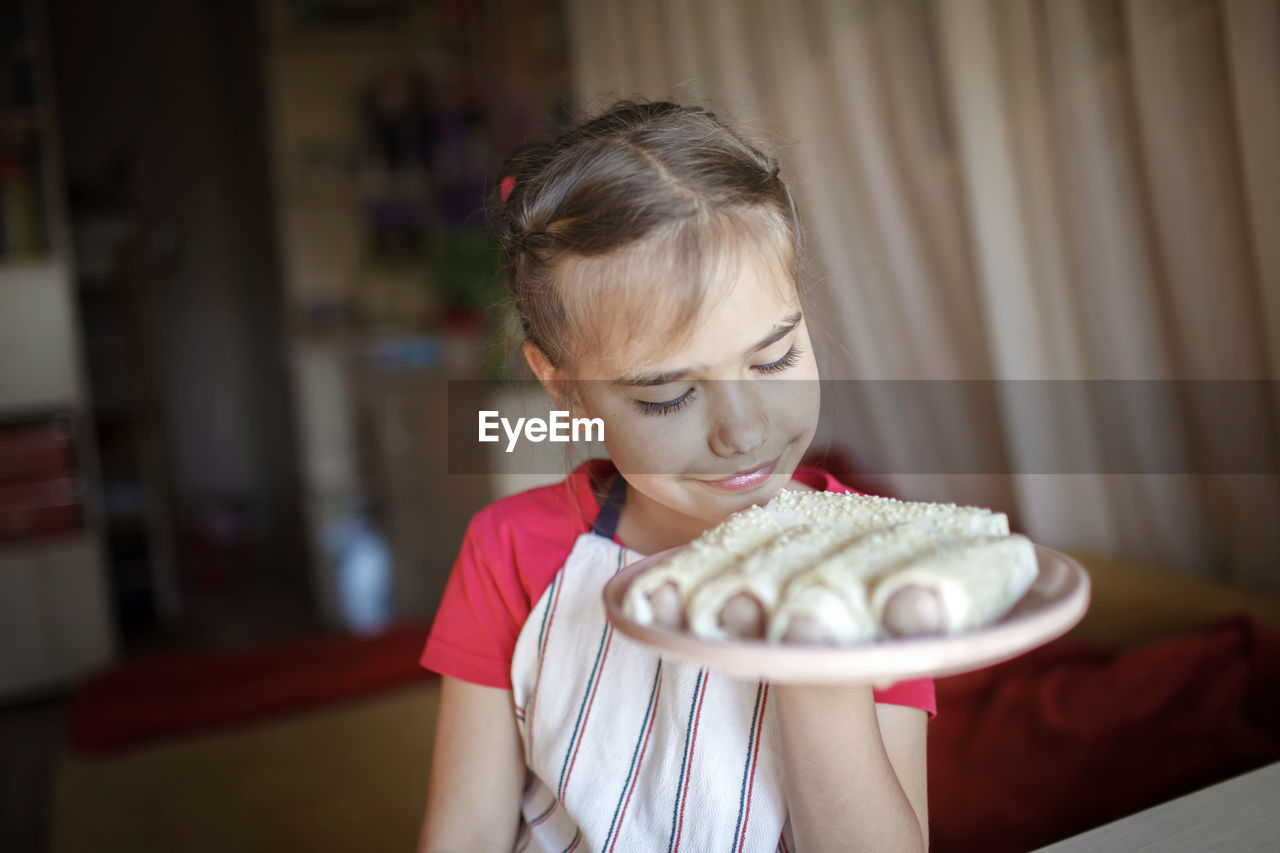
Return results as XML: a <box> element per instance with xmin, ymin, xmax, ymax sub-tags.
<box><xmin>783</xmin><ymin>378</ymin><xmax>821</xmax><ymax>431</ymax></box>
<box><xmin>794</xmin><ymin>383</ymin><xmax>822</xmax><ymax>448</ymax></box>
<box><xmin>739</xmin><ymin>378</ymin><xmax>820</xmax><ymax>439</ymax></box>
<box><xmin>603</xmin><ymin>410</ymin><xmax>703</xmax><ymax>475</ymax></box>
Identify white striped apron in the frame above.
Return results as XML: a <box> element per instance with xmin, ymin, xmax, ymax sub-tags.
<box><xmin>510</xmin><ymin>528</ymin><xmax>794</xmax><ymax>853</ymax></box>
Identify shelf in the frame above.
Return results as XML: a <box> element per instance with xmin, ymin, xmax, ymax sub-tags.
<box><xmin>0</xmin><ymin>0</ymin><xmax>119</xmax><ymax>699</ymax></box>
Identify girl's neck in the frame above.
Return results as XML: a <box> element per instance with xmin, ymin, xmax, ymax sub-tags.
<box><xmin>614</xmin><ymin>492</ymin><xmax>708</xmax><ymax>556</ymax></box>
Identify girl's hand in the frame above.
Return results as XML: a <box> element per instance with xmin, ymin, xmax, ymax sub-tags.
<box><xmin>774</xmin><ymin>683</ymin><xmax>929</xmax><ymax>852</ymax></box>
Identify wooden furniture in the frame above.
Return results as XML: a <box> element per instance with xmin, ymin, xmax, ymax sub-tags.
<box><xmin>0</xmin><ymin>0</ymin><xmax>115</xmax><ymax>699</ymax></box>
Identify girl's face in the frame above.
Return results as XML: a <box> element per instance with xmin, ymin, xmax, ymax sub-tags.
<box><xmin>561</xmin><ymin>248</ymin><xmax>821</xmax><ymax>548</ymax></box>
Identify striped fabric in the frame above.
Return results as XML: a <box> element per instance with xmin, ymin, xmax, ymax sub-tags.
<box><xmin>511</xmin><ymin>533</ymin><xmax>793</xmax><ymax>853</ymax></box>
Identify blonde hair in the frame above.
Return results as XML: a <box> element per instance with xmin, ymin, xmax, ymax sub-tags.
<box><xmin>495</xmin><ymin>100</ymin><xmax>802</xmax><ymax>373</ymax></box>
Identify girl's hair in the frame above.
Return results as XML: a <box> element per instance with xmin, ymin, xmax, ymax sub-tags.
<box><xmin>495</xmin><ymin>100</ymin><xmax>802</xmax><ymax>372</ymax></box>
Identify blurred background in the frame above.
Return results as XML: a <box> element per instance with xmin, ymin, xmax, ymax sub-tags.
<box><xmin>0</xmin><ymin>1</ymin><xmax>1277</xmax><ymax>851</ymax></box>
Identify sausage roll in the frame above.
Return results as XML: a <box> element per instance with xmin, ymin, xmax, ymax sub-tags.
<box><xmin>621</xmin><ymin>505</ymin><xmax>783</xmax><ymax>629</ymax></box>
<box><xmin>869</xmin><ymin>534</ymin><xmax>1038</xmax><ymax>637</ymax></box>
<box><xmin>767</xmin><ymin>511</ymin><xmax>1011</xmax><ymax>644</ymax></box>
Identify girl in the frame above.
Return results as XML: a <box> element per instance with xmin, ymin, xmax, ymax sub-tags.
<box><xmin>419</xmin><ymin>101</ymin><xmax>933</xmax><ymax>852</ymax></box>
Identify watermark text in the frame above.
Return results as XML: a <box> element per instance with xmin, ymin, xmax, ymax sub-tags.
<box><xmin>478</xmin><ymin>410</ymin><xmax>605</xmax><ymax>453</ymax></box>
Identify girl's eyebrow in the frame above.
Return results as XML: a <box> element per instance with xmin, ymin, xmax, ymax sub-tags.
<box><xmin>617</xmin><ymin>370</ymin><xmax>690</xmax><ymax>387</ymax></box>
<box><xmin>747</xmin><ymin>311</ymin><xmax>803</xmax><ymax>355</ymax></box>
<box><xmin>615</xmin><ymin>311</ymin><xmax>803</xmax><ymax>387</ymax></box>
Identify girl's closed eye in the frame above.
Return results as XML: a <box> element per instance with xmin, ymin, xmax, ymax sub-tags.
<box><xmin>633</xmin><ymin>345</ymin><xmax>803</xmax><ymax>415</ymax></box>
<box><xmin>635</xmin><ymin>387</ymin><xmax>696</xmax><ymax>416</ymax></box>
<box><xmin>753</xmin><ymin>344</ymin><xmax>804</xmax><ymax>375</ymax></box>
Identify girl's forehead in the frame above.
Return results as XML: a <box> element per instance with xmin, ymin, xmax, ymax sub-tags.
<box><xmin>562</xmin><ymin>219</ymin><xmax>800</xmax><ymax>378</ymax></box>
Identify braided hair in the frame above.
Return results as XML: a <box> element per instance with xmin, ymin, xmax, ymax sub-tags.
<box><xmin>495</xmin><ymin>101</ymin><xmax>802</xmax><ymax>372</ymax></box>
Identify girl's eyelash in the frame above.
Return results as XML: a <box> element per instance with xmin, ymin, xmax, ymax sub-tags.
<box><xmin>754</xmin><ymin>345</ymin><xmax>803</xmax><ymax>375</ymax></box>
<box><xmin>632</xmin><ymin>347</ymin><xmax>800</xmax><ymax>415</ymax></box>
<box><xmin>635</xmin><ymin>388</ymin><xmax>695</xmax><ymax>416</ymax></box>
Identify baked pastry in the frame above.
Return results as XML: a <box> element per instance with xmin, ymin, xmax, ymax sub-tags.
<box><xmin>621</xmin><ymin>489</ymin><xmax>1037</xmax><ymax>643</ymax></box>
<box><xmin>621</xmin><ymin>505</ymin><xmax>784</xmax><ymax>629</ymax></box>
<box><xmin>685</xmin><ymin>523</ymin><xmax>855</xmax><ymax>641</ymax></box>
<box><xmin>768</xmin><ymin>513</ymin><xmax>1012</xmax><ymax>643</ymax></box>
<box><xmin>869</xmin><ymin>534</ymin><xmax>1037</xmax><ymax>636</ymax></box>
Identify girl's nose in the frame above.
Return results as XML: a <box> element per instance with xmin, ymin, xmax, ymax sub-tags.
<box><xmin>709</xmin><ymin>387</ymin><xmax>769</xmax><ymax>458</ymax></box>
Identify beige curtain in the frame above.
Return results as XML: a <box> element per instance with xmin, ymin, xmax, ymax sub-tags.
<box><xmin>565</xmin><ymin>0</ymin><xmax>1280</xmax><ymax>591</ymax></box>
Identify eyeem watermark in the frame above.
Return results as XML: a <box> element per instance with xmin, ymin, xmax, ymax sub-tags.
<box><xmin>479</xmin><ymin>410</ymin><xmax>604</xmax><ymax>453</ymax></box>
<box><xmin>451</xmin><ymin>379</ymin><xmax>1279</xmax><ymax>474</ymax></box>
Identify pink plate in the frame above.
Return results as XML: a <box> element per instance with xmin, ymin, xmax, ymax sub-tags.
<box><xmin>602</xmin><ymin>544</ymin><xmax>1090</xmax><ymax>684</ymax></box>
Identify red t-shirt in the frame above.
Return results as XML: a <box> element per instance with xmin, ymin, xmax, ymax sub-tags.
<box><xmin>421</xmin><ymin>460</ymin><xmax>936</xmax><ymax>716</ymax></box>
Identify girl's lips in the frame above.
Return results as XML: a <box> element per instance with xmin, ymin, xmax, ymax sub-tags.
<box><xmin>704</xmin><ymin>458</ymin><xmax>779</xmax><ymax>492</ymax></box>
